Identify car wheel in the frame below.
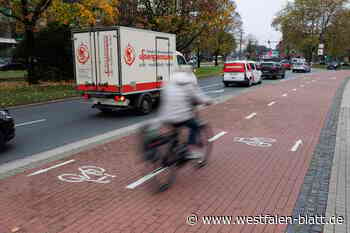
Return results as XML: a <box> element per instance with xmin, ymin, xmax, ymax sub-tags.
<box><xmin>0</xmin><ymin>130</ymin><xmax>5</xmax><ymax>151</ymax></box>
<box><xmin>137</xmin><ymin>95</ymin><xmax>153</xmax><ymax>115</ymax></box>
<box><xmin>246</xmin><ymin>78</ymin><xmax>252</xmax><ymax>87</ymax></box>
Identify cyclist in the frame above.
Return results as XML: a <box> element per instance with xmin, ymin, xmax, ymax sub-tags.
<box><xmin>158</xmin><ymin>68</ymin><xmax>213</xmax><ymax>159</ymax></box>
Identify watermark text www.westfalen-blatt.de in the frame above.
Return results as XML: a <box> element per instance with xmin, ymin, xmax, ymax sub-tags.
<box><xmin>186</xmin><ymin>214</ymin><xmax>345</xmax><ymax>225</ymax></box>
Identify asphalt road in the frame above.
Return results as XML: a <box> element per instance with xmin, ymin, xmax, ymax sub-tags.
<box><xmin>0</xmin><ymin>69</ymin><xmax>325</xmax><ymax>164</ymax></box>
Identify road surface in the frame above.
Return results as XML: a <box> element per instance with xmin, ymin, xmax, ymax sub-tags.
<box><xmin>0</xmin><ymin>69</ymin><xmax>324</xmax><ymax>164</ymax></box>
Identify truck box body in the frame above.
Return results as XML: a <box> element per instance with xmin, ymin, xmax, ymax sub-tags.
<box><xmin>73</xmin><ymin>26</ymin><xmax>176</xmax><ymax>95</ymax></box>
<box><xmin>72</xmin><ymin>26</ymin><xmax>186</xmax><ymax>114</ymax></box>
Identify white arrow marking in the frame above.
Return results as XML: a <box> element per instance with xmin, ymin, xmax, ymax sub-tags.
<box><xmin>207</xmin><ymin>89</ymin><xmax>225</xmax><ymax>94</ymax></box>
<box><xmin>282</xmin><ymin>93</ymin><xmax>288</xmax><ymax>97</ymax></box>
<box><xmin>268</xmin><ymin>101</ymin><xmax>276</xmax><ymax>106</ymax></box>
<box><xmin>27</xmin><ymin>159</ymin><xmax>75</xmax><ymax>176</ymax></box>
<box><xmin>292</xmin><ymin>89</ymin><xmax>297</xmax><ymax>91</ymax></box>
<box><xmin>245</xmin><ymin>113</ymin><xmax>257</xmax><ymax>119</ymax></box>
<box><xmin>126</xmin><ymin>167</ymin><xmax>168</xmax><ymax>189</ymax></box>
<box><xmin>208</xmin><ymin>131</ymin><xmax>227</xmax><ymax>142</ymax></box>
<box><xmin>291</xmin><ymin>140</ymin><xmax>303</xmax><ymax>152</ymax></box>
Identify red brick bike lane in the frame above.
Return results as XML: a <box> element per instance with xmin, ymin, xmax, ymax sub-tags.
<box><xmin>0</xmin><ymin>71</ymin><xmax>349</xmax><ymax>233</ymax></box>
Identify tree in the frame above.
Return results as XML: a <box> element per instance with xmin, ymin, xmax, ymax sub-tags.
<box><xmin>195</xmin><ymin>0</ymin><xmax>241</xmax><ymax>66</ymax></box>
<box><xmin>325</xmin><ymin>8</ymin><xmax>350</xmax><ymax>59</ymax></box>
<box><xmin>0</xmin><ymin>0</ymin><xmax>55</xmax><ymax>84</ymax></box>
<box><xmin>272</xmin><ymin>0</ymin><xmax>348</xmax><ymax>61</ymax></box>
<box><xmin>47</xmin><ymin>0</ymin><xmax>118</xmax><ymax>26</ymax></box>
<box><xmin>130</xmin><ymin>0</ymin><xmax>239</xmax><ymax>53</ymax></box>
<box><xmin>0</xmin><ymin>0</ymin><xmax>118</xmax><ymax>84</ymax></box>
<box><xmin>245</xmin><ymin>35</ymin><xmax>258</xmax><ymax>60</ymax></box>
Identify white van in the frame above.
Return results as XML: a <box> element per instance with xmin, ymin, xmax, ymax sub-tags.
<box><xmin>223</xmin><ymin>60</ymin><xmax>262</xmax><ymax>87</ymax></box>
<box><xmin>72</xmin><ymin>26</ymin><xmax>192</xmax><ymax>114</ymax></box>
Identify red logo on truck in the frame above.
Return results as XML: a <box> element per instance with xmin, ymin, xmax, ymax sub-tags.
<box><xmin>77</xmin><ymin>43</ymin><xmax>90</xmax><ymax>64</ymax></box>
<box><xmin>124</xmin><ymin>44</ymin><xmax>136</xmax><ymax>66</ymax></box>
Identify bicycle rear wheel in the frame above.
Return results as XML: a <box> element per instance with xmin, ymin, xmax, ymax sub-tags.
<box><xmin>144</xmin><ymin>153</ymin><xmax>177</xmax><ymax>193</ymax></box>
<box><xmin>195</xmin><ymin>122</ymin><xmax>214</xmax><ymax>168</ymax></box>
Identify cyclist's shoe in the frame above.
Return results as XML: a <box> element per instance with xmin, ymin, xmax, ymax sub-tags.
<box><xmin>185</xmin><ymin>151</ymin><xmax>203</xmax><ymax>160</ymax></box>
<box><xmin>196</xmin><ymin>158</ymin><xmax>207</xmax><ymax>168</ymax></box>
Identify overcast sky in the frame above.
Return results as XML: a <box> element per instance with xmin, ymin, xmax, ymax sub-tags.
<box><xmin>235</xmin><ymin>0</ymin><xmax>289</xmax><ymax>47</ymax></box>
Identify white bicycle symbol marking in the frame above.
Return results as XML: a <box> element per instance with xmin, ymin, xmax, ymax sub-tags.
<box><xmin>58</xmin><ymin>166</ymin><xmax>116</xmax><ymax>184</ymax></box>
<box><xmin>234</xmin><ymin>137</ymin><xmax>277</xmax><ymax>147</ymax></box>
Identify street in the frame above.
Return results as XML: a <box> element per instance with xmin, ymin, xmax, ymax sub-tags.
<box><xmin>0</xmin><ymin>69</ymin><xmax>324</xmax><ymax>165</ymax></box>
<box><xmin>0</xmin><ymin>70</ymin><xmax>348</xmax><ymax>233</ymax></box>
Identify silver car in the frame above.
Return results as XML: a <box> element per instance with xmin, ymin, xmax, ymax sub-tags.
<box><xmin>292</xmin><ymin>62</ymin><xmax>311</xmax><ymax>73</ymax></box>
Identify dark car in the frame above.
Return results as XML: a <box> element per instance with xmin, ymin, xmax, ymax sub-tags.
<box><xmin>0</xmin><ymin>58</ymin><xmax>25</xmax><ymax>71</ymax></box>
<box><xmin>327</xmin><ymin>62</ymin><xmax>340</xmax><ymax>70</ymax></box>
<box><xmin>260</xmin><ymin>62</ymin><xmax>286</xmax><ymax>79</ymax></box>
<box><xmin>281</xmin><ymin>60</ymin><xmax>292</xmax><ymax>70</ymax></box>
<box><xmin>0</xmin><ymin>108</ymin><xmax>15</xmax><ymax>150</ymax></box>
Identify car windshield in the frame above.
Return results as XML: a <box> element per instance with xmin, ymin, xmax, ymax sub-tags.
<box><xmin>295</xmin><ymin>63</ymin><xmax>303</xmax><ymax>65</ymax></box>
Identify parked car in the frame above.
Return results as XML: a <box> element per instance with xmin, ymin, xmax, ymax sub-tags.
<box><xmin>327</xmin><ymin>62</ymin><xmax>340</xmax><ymax>70</ymax></box>
<box><xmin>0</xmin><ymin>58</ymin><xmax>25</xmax><ymax>71</ymax></box>
<box><xmin>188</xmin><ymin>57</ymin><xmax>197</xmax><ymax>66</ymax></box>
<box><xmin>0</xmin><ymin>108</ymin><xmax>15</xmax><ymax>150</ymax></box>
<box><xmin>260</xmin><ymin>62</ymin><xmax>286</xmax><ymax>79</ymax></box>
<box><xmin>223</xmin><ymin>60</ymin><xmax>262</xmax><ymax>87</ymax></box>
<box><xmin>292</xmin><ymin>62</ymin><xmax>311</xmax><ymax>73</ymax></box>
<box><xmin>281</xmin><ymin>60</ymin><xmax>292</xmax><ymax>70</ymax></box>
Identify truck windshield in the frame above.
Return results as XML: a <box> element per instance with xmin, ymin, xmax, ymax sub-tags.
<box><xmin>177</xmin><ymin>55</ymin><xmax>187</xmax><ymax>65</ymax></box>
<box><xmin>261</xmin><ymin>63</ymin><xmax>274</xmax><ymax>67</ymax></box>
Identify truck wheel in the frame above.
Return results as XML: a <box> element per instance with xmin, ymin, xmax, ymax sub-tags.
<box><xmin>137</xmin><ymin>95</ymin><xmax>152</xmax><ymax>115</ymax></box>
<box><xmin>224</xmin><ymin>82</ymin><xmax>230</xmax><ymax>87</ymax></box>
<box><xmin>0</xmin><ymin>131</ymin><xmax>5</xmax><ymax>151</ymax></box>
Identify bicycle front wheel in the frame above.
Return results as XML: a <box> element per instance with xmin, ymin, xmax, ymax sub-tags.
<box><xmin>195</xmin><ymin>122</ymin><xmax>214</xmax><ymax>168</ymax></box>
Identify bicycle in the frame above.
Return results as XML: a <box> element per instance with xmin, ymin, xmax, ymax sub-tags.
<box><xmin>139</xmin><ymin>115</ymin><xmax>213</xmax><ymax>193</ymax></box>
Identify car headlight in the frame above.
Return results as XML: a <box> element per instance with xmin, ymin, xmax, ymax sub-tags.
<box><xmin>0</xmin><ymin>110</ymin><xmax>12</xmax><ymax>120</ymax></box>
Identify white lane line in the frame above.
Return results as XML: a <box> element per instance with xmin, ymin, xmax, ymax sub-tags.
<box><xmin>282</xmin><ymin>93</ymin><xmax>288</xmax><ymax>97</ymax></box>
<box><xmin>127</xmin><ymin>131</ymin><xmax>227</xmax><ymax>189</ymax></box>
<box><xmin>268</xmin><ymin>101</ymin><xmax>276</xmax><ymax>106</ymax></box>
<box><xmin>201</xmin><ymin>83</ymin><xmax>223</xmax><ymax>89</ymax></box>
<box><xmin>27</xmin><ymin>159</ymin><xmax>75</xmax><ymax>176</ymax></box>
<box><xmin>126</xmin><ymin>167</ymin><xmax>168</xmax><ymax>189</ymax></box>
<box><xmin>292</xmin><ymin>89</ymin><xmax>297</xmax><ymax>91</ymax></box>
<box><xmin>300</xmin><ymin>85</ymin><xmax>305</xmax><ymax>88</ymax></box>
<box><xmin>208</xmin><ymin>131</ymin><xmax>227</xmax><ymax>142</ymax></box>
<box><xmin>312</xmin><ymin>80</ymin><xmax>316</xmax><ymax>82</ymax></box>
<box><xmin>291</xmin><ymin>140</ymin><xmax>303</xmax><ymax>152</ymax></box>
<box><xmin>245</xmin><ymin>113</ymin><xmax>257</xmax><ymax>120</ymax></box>
<box><xmin>206</xmin><ymin>89</ymin><xmax>225</xmax><ymax>94</ymax></box>
<box><xmin>15</xmin><ymin>119</ymin><xmax>47</xmax><ymax>127</ymax></box>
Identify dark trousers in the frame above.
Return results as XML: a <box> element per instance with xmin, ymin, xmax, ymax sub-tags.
<box><xmin>173</xmin><ymin>118</ymin><xmax>200</xmax><ymax>145</ymax></box>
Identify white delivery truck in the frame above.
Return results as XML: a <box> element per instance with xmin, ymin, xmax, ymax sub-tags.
<box><xmin>72</xmin><ymin>26</ymin><xmax>191</xmax><ymax>114</ymax></box>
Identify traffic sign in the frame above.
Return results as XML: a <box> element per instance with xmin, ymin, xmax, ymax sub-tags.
<box><xmin>318</xmin><ymin>49</ymin><xmax>324</xmax><ymax>55</ymax></box>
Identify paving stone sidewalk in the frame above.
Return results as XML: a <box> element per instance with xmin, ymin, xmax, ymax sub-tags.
<box><xmin>323</xmin><ymin>79</ymin><xmax>350</xmax><ymax>233</ymax></box>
